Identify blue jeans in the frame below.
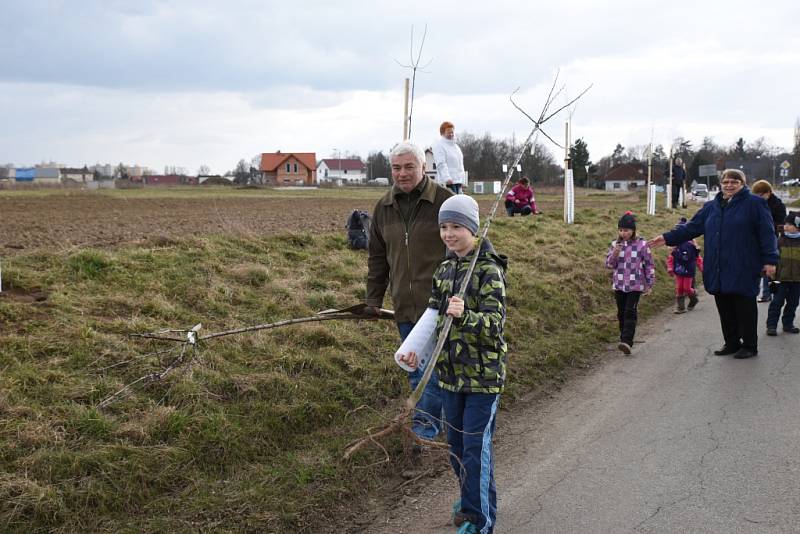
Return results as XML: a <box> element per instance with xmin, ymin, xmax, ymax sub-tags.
<box><xmin>442</xmin><ymin>390</ymin><xmax>500</xmax><ymax>534</ymax></box>
<box><xmin>398</xmin><ymin>322</ymin><xmax>443</xmax><ymax>440</ymax></box>
<box><xmin>766</xmin><ymin>282</ymin><xmax>800</xmax><ymax>330</ymax></box>
<box><xmin>759</xmin><ymin>276</ymin><xmax>771</xmax><ymax>300</ymax></box>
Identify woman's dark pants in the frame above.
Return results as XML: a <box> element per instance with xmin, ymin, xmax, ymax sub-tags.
<box><xmin>714</xmin><ymin>293</ymin><xmax>758</xmax><ymax>351</ymax></box>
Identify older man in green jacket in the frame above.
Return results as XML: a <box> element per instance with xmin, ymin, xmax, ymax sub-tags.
<box><xmin>366</xmin><ymin>140</ymin><xmax>453</xmax><ymax>439</ymax></box>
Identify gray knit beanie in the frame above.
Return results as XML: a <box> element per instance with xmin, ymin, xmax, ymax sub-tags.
<box><xmin>439</xmin><ymin>195</ymin><xmax>480</xmax><ymax>235</ymax></box>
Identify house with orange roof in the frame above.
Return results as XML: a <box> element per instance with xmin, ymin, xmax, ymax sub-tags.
<box><xmin>259</xmin><ymin>151</ymin><xmax>317</xmax><ymax>185</ymax></box>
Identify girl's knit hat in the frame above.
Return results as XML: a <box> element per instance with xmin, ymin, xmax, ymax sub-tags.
<box><xmin>439</xmin><ymin>195</ymin><xmax>480</xmax><ymax>235</ymax></box>
<box><xmin>618</xmin><ymin>211</ymin><xmax>636</xmax><ymax>230</ymax></box>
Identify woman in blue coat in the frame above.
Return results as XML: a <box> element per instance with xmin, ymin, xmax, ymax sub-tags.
<box><xmin>649</xmin><ymin>169</ymin><xmax>778</xmax><ymax>359</ymax></box>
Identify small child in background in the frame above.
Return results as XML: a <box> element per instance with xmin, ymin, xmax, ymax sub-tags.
<box><xmin>766</xmin><ymin>212</ymin><xmax>800</xmax><ymax>336</ymax></box>
<box><xmin>667</xmin><ymin>217</ymin><xmax>704</xmax><ymax>314</ymax></box>
<box><xmin>397</xmin><ymin>195</ymin><xmax>508</xmax><ymax>534</ymax></box>
<box><xmin>605</xmin><ymin>211</ymin><xmax>655</xmax><ymax>354</ymax></box>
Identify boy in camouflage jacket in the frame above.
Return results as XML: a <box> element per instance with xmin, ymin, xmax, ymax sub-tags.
<box><xmin>403</xmin><ymin>194</ymin><xmax>507</xmax><ymax>534</ymax></box>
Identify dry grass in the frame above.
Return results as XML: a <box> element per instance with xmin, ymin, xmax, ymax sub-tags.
<box><xmin>0</xmin><ymin>188</ymin><xmax>690</xmax><ymax>532</ymax></box>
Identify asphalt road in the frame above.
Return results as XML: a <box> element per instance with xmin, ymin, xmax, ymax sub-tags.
<box><xmin>371</xmin><ymin>293</ymin><xmax>800</xmax><ymax>533</ymax></box>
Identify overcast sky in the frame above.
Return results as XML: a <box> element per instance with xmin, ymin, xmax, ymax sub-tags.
<box><xmin>1</xmin><ymin>0</ymin><xmax>798</xmax><ymax>174</ymax></box>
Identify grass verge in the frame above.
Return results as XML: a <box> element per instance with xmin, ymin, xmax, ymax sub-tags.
<box><xmin>0</xmin><ymin>198</ymin><xmax>691</xmax><ymax>532</ymax></box>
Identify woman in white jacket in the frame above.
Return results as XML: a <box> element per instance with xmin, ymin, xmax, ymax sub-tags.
<box><xmin>433</xmin><ymin>121</ymin><xmax>466</xmax><ymax>194</ymax></box>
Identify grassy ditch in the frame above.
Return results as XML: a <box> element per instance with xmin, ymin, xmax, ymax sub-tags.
<box><xmin>0</xmin><ymin>201</ymin><xmax>690</xmax><ymax>532</ymax></box>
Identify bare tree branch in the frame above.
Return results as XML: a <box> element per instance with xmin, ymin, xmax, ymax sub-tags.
<box><xmin>395</xmin><ymin>24</ymin><xmax>433</xmax><ymax>139</ymax></box>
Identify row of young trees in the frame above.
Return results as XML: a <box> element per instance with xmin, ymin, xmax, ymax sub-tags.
<box><xmin>229</xmin><ymin>118</ymin><xmax>800</xmax><ymax>187</ymax></box>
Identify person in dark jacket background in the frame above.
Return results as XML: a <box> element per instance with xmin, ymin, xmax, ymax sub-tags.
<box><xmin>751</xmin><ymin>179</ymin><xmax>787</xmax><ymax>302</ymax></box>
<box><xmin>649</xmin><ymin>169</ymin><xmax>778</xmax><ymax>359</ymax></box>
<box><xmin>671</xmin><ymin>157</ymin><xmax>687</xmax><ymax>208</ymax></box>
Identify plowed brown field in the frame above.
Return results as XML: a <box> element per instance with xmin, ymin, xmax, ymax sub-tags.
<box><xmin>0</xmin><ymin>190</ymin><xmax>385</xmax><ymax>254</ymax></box>
<box><xmin>0</xmin><ymin>186</ymin><xmax>629</xmax><ymax>255</ymax></box>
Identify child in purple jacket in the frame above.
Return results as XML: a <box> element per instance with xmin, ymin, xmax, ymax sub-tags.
<box><xmin>605</xmin><ymin>211</ymin><xmax>655</xmax><ymax>354</ymax></box>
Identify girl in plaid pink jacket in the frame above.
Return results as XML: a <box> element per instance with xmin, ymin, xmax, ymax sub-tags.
<box><xmin>605</xmin><ymin>211</ymin><xmax>656</xmax><ymax>354</ymax></box>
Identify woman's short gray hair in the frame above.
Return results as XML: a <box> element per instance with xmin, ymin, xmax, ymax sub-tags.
<box><xmin>720</xmin><ymin>168</ymin><xmax>747</xmax><ymax>184</ymax></box>
<box><xmin>390</xmin><ymin>141</ymin><xmax>426</xmax><ymax>167</ymax></box>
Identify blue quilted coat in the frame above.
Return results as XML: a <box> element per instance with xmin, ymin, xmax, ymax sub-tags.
<box><xmin>663</xmin><ymin>186</ymin><xmax>778</xmax><ymax>297</ymax></box>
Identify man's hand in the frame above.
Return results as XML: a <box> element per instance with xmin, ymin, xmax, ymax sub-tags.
<box><xmin>763</xmin><ymin>265</ymin><xmax>777</xmax><ymax>279</ymax></box>
<box><xmin>446</xmin><ymin>296</ymin><xmax>464</xmax><ymax>318</ymax></box>
<box><xmin>363</xmin><ymin>305</ymin><xmax>381</xmax><ymax>318</ymax></box>
<box><xmin>648</xmin><ymin>235</ymin><xmax>666</xmax><ymax>248</ymax></box>
<box><xmin>446</xmin><ymin>179</ymin><xmax>453</xmax><ymax>185</ymax></box>
<box><xmin>398</xmin><ymin>351</ymin><xmax>418</xmax><ymax>370</ymax></box>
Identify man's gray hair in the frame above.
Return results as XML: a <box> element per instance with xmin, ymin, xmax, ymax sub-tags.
<box><xmin>390</xmin><ymin>141</ymin><xmax>425</xmax><ymax>167</ymax></box>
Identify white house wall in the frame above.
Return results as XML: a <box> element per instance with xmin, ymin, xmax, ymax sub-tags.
<box><xmin>605</xmin><ymin>180</ymin><xmax>646</xmax><ymax>192</ymax></box>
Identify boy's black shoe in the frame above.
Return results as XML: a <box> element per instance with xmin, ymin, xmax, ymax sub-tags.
<box><xmin>784</xmin><ymin>326</ymin><xmax>800</xmax><ymax>334</ymax></box>
<box><xmin>618</xmin><ymin>342</ymin><xmax>632</xmax><ymax>355</ymax></box>
<box><xmin>714</xmin><ymin>345</ymin><xmax>740</xmax><ymax>356</ymax></box>
<box><xmin>766</xmin><ymin>328</ymin><xmax>778</xmax><ymax>336</ymax></box>
<box><xmin>757</xmin><ymin>295</ymin><xmax>771</xmax><ymax>303</ymax></box>
<box><xmin>733</xmin><ymin>348</ymin><xmax>758</xmax><ymax>359</ymax></box>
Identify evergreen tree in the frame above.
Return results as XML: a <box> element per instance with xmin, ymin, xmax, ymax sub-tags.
<box><xmin>569</xmin><ymin>138</ymin><xmax>591</xmax><ymax>186</ymax></box>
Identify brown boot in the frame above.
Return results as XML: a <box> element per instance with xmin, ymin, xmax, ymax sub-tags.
<box><xmin>687</xmin><ymin>292</ymin><xmax>699</xmax><ymax>310</ymax></box>
<box><xmin>674</xmin><ymin>296</ymin><xmax>686</xmax><ymax>314</ymax></box>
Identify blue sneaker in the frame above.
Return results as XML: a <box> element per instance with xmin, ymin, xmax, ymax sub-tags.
<box><xmin>456</xmin><ymin>521</ymin><xmax>480</xmax><ymax>534</ymax></box>
<box><xmin>452</xmin><ymin>499</ymin><xmax>461</xmax><ymax>523</ymax></box>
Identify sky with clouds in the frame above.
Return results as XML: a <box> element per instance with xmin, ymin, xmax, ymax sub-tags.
<box><xmin>1</xmin><ymin>0</ymin><xmax>798</xmax><ymax>174</ymax></box>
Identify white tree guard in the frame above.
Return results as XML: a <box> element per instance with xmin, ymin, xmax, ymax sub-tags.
<box><xmin>564</xmin><ymin>169</ymin><xmax>575</xmax><ymax>224</ymax></box>
<box><xmin>647</xmin><ymin>184</ymin><xmax>657</xmax><ymax>215</ymax></box>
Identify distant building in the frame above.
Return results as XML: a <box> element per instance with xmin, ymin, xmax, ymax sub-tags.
<box><xmin>61</xmin><ymin>166</ymin><xmax>93</xmax><ymax>183</ymax></box>
<box><xmin>258</xmin><ymin>151</ymin><xmax>316</xmax><ymax>185</ymax></box>
<box><xmin>91</xmin><ymin>163</ymin><xmax>115</xmax><ymax>178</ymax></box>
<box><xmin>14</xmin><ymin>168</ymin><xmax>35</xmax><ymax>182</ymax></box>
<box><xmin>603</xmin><ymin>163</ymin><xmax>663</xmax><ymax>192</ymax></box>
<box><xmin>317</xmin><ymin>158</ymin><xmax>367</xmax><ymax>183</ymax></box>
<box><xmin>0</xmin><ymin>165</ymin><xmax>14</xmax><ymax>181</ymax></box>
<box><xmin>34</xmin><ymin>167</ymin><xmax>60</xmax><ymax>184</ymax></box>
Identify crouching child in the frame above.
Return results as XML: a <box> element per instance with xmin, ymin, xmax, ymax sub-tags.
<box><xmin>398</xmin><ymin>195</ymin><xmax>508</xmax><ymax>534</ymax></box>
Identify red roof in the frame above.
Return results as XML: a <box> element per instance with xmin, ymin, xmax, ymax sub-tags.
<box><xmin>604</xmin><ymin>163</ymin><xmax>664</xmax><ymax>182</ymax></box>
<box><xmin>260</xmin><ymin>152</ymin><xmax>316</xmax><ymax>172</ymax></box>
<box><xmin>320</xmin><ymin>158</ymin><xmax>365</xmax><ymax>171</ymax></box>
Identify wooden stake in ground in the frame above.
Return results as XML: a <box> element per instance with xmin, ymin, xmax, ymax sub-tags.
<box><xmin>403</xmin><ymin>78</ymin><xmax>410</xmax><ymax>141</ymax></box>
<box><xmin>667</xmin><ymin>148</ymin><xmax>674</xmax><ymax>210</ymax></box>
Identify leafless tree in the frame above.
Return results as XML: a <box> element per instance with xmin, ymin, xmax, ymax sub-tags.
<box><xmin>395</xmin><ymin>25</ymin><xmax>433</xmax><ymax>140</ymax></box>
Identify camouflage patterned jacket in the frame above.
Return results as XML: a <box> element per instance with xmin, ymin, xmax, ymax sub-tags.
<box><xmin>428</xmin><ymin>238</ymin><xmax>508</xmax><ymax>394</ymax></box>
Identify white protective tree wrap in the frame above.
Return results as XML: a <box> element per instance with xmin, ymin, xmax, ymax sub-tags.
<box><xmin>394</xmin><ymin>307</ymin><xmax>438</xmax><ymax>372</ymax></box>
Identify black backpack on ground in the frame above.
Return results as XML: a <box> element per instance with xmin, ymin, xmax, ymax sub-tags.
<box><xmin>346</xmin><ymin>210</ymin><xmax>371</xmax><ymax>250</ymax></box>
